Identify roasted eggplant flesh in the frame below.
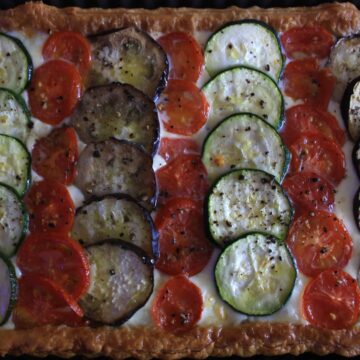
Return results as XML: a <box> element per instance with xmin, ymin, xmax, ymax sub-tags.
<box><xmin>329</xmin><ymin>36</ymin><xmax>360</xmax><ymax>101</ymax></box>
<box><xmin>80</xmin><ymin>240</ymin><xmax>154</xmax><ymax>325</ymax></box>
<box><xmin>74</xmin><ymin>139</ymin><xmax>157</xmax><ymax>211</ymax></box>
<box><xmin>88</xmin><ymin>27</ymin><xmax>168</xmax><ymax>99</ymax></box>
<box><xmin>70</xmin><ymin>83</ymin><xmax>159</xmax><ymax>156</ymax></box>
<box><xmin>341</xmin><ymin>76</ymin><xmax>360</xmax><ymax>142</ymax></box>
<box><xmin>72</xmin><ymin>195</ymin><xmax>158</xmax><ymax>258</ymax></box>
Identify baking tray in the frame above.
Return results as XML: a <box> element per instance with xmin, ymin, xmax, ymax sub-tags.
<box><xmin>1</xmin><ymin>0</ymin><xmax>360</xmax><ymax>359</ymax></box>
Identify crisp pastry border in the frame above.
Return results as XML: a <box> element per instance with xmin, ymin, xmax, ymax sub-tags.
<box><xmin>1</xmin><ymin>1</ymin><xmax>360</xmax><ymax>358</ymax></box>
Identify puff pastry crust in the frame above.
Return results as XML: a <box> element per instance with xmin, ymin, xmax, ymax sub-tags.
<box><xmin>1</xmin><ymin>1</ymin><xmax>360</xmax><ymax>358</ymax></box>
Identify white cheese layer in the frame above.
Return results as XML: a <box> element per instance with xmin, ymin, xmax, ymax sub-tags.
<box><xmin>0</xmin><ymin>29</ymin><xmax>359</xmax><ymax>331</ymax></box>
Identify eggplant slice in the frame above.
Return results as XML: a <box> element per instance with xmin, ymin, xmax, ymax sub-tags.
<box><xmin>80</xmin><ymin>240</ymin><xmax>154</xmax><ymax>325</ymax></box>
<box><xmin>72</xmin><ymin>195</ymin><xmax>158</xmax><ymax>258</ymax></box>
<box><xmin>70</xmin><ymin>83</ymin><xmax>159</xmax><ymax>156</ymax></box>
<box><xmin>75</xmin><ymin>139</ymin><xmax>157</xmax><ymax>211</ymax></box>
<box><xmin>341</xmin><ymin>76</ymin><xmax>360</xmax><ymax>142</ymax></box>
<box><xmin>329</xmin><ymin>36</ymin><xmax>360</xmax><ymax>101</ymax></box>
<box><xmin>88</xmin><ymin>27</ymin><xmax>168</xmax><ymax>99</ymax></box>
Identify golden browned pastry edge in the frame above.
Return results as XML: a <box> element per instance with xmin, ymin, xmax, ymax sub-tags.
<box><xmin>0</xmin><ymin>1</ymin><xmax>359</xmax><ymax>36</ymax></box>
<box><xmin>1</xmin><ymin>1</ymin><xmax>360</xmax><ymax>358</ymax></box>
<box><xmin>2</xmin><ymin>323</ymin><xmax>360</xmax><ymax>358</ymax></box>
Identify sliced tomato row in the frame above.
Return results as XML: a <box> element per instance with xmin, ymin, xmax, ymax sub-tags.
<box><xmin>29</xmin><ymin>32</ymin><xmax>91</xmax><ymax>126</ymax></box>
<box><xmin>156</xmin><ymin>32</ymin><xmax>208</xmax><ymax>136</ymax></box>
<box><xmin>281</xmin><ymin>27</ymin><xmax>359</xmax><ymax>330</ymax></box>
<box><xmin>15</xmin><ymin>32</ymin><xmax>92</xmax><ymax>329</ymax></box>
<box><xmin>14</xmin><ymin>231</ymin><xmax>90</xmax><ymax>328</ymax></box>
<box><xmin>152</xmin><ymin>32</ymin><xmax>209</xmax><ymax>334</ymax></box>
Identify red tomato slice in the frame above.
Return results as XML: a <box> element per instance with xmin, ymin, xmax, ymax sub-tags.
<box><xmin>17</xmin><ymin>232</ymin><xmax>90</xmax><ymax>300</ymax></box>
<box><xmin>283</xmin><ymin>58</ymin><xmax>335</xmax><ymax>109</ymax></box>
<box><xmin>156</xmin><ymin>154</ymin><xmax>209</xmax><ymax>203</ymax></box>
<box><xmin>287</xmin><ymin>211</ymin><xmax>352</xmax><ymax>277</ymax></box>
<box><xmin>282</xmin><ymin>104</ymin><xmax>345</xmax><ymax>148</ymax></box>
<box><xmin>158</xmin><ymin>137</ymin><xmax>200</xmax><ymax>162</ymax></box>
<box><xmin>151</xmin><ymin>275</ymin><xmax>203</xmax><ymax>333</ymax></box>
<box><xmin>42</xmin><ymin>31</ymin><xmax>92</xmax><ymax>77</ymax></box>
<box><xmin>289</xmin><ymin>133</ymin><xmax>345</xmax><ymax>185</ymax></box>
<box><xmin>13</xmin><ymin>275</ymin><xmax>84</xmax><ymax>329</ymax></box>
<box><xmin>32</xmin><ymin>126</ymin><xmax>78</xmax><ymax>185</ymax></box>
<box><xmin>157</xmin><ymin>80</ymin><xmax>209</xmax><ymax>136</ymax></box>
<box><xmin>157</xmin><ymin>32</ymin><xmax>204</xmax><ymax>82</ymax></box>
<box><xmin>302</xmin><ymin>269</ymin><xmax>360</xmax><ymax>330</ymax></box>
<box><xmin>29</xmin><ymin>59</ymin><xmax>82</xmax><ymax>125</ymax></box>
<box><xmin>281</xmin><ymin>26</ymin><xmax>335</xmax><ymax>59</ymax></box>
<box><xmin>283</xmin><ymin>172</ymin><xmax>335</xmax><ymax>214</ymax></box>
<box><xmin>24</xmin><ymin>180</ymin><xmax>75</xmax><ymax>234</ymax></box>
<box><xmin>155</xmin><ymin>198</ymin><xmax>213</xmax><ymax>276</ymax></box>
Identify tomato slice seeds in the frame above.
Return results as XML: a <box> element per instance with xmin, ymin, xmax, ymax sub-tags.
<box><xmin>32</xmin><ymin>126</ymin><xmax>78</xmax><ymax>185</ymax></box>
<box><xmin>287</xmin><ymin>211</ymin><xmax>352</xmax><ymax>277</ymax></box>
<box><xmin>289</xmin><ymin>133</ymin><xmax>345</xmax><ymax>186</ymax></box>
<box><xmin>29</xmin><ymin>59</ymin><xmax>82</xmax><ymax>125</ymax></box>
<box><xmin>157</xmin><ymin>79</ymin><xmax>209</xmax><ymax>136</ymax></box>
<box><xmin>302</xmin><ymin>269</ymin><xmax>360</xmax><ymax>330</ymax></box>
<box><xmin>155</xmin><ymin>198</ymin><xmax>213</xmax><ymax>276</ymax></box>
<box><xmin>24</xmin><ymin>180</ymin><xmax>75</xmax><ymax>234</ymax></box>
<box><xmin>43</xmin><ymin>31</ymin><xmax>92</xmax><ymax>77</ymax></box>
<box><xmin>283</xmin><ymin>172</ymin><xmax>335</xmax><ymax>214</ymax></box>
<box><xmin>151</xmin><ymin>275</ymin><xmax>203</xmax><ymax>333</ymax></box>
<box><xmin>157</xmin><ymin>32</ymin><xmax>204</xmax><ymax>83</ymax></box>
<box><xmin>17</xmin><ymin>232</ymin><xmax>90</xmax><ymax>300</ymax></box>
<box><xmin>13</xmin><ymin>275</ymin><xmax>85</xmax><ymax>329</ymax></box>
<box><xmin>156</xmin><ymin>154</ymin><xmax>209</xmax><ymax>203</ymax></box>
<box><xmin>282</xmin><ymin>104</ymin><xmax>345</xmax><ymax>148</ymax></box>
<box><xmin>281</xmin><ymin>26</ymin><xmax>335</xmax><ymax>59</ymax></box>
<box><xmin>158</xmin><ymin>137</ymin><xmax>200</xmax><ymax>162</ymax></box>
<box><xmin>283</xmin><ymin>58</ymin><xmax>335</xmax><ymax>109</ymax></box>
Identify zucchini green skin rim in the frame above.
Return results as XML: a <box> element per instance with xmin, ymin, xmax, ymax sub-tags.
<box><xmin>75</xmin><ymin>193</ymin><xmax>159</xmax><ymax>260</ymax></box>
<box><xmin>204</xmin><ymin>19</ymin><xmax>285</xmax><ymax>82</ymax></box>
<box><xmin>0</xmin><ymin>87</ymin><xmax>33</xmax><ymax>131</ymax></box>
<box><xmin>202</xmin><ymin>65</ymin><xmax>285</xmax><ymax>130</ymax></box>
<box><xmin>0</xmin><ymin>182</ymin><xmax>29</xmax><ymax>258</ymax></box>
<box><xmin>213</xmin><ymin>231</ymin><xmax>297</xmax><ymax>316</ymax></box>
<box><xmin>204</xmin><ymin>168</ymin><xmax>294</xmax><ymax>248</ymax></box>
<box><xmin>201</xmin><ymin>112</ymin><xmax>290</xmax><ymax>183</ymax></box>
<box><xmin>0</xmin><ymin>251</ymin><xmax>18</xmax><ymax>326</ymax></box>
<box><xmin>0</xmin><ymin>32</ymin><xmax>33</xmax><ymax>94</ymax></box>
<box><xmin>83</xmin><ymin>239</ymin><xmax>154</xmax><ymax>327</ymax></box>
<box><xmin>0</xmin><ymin>134</ymin><xmax>32</xmax><ymax>198</ymax></box>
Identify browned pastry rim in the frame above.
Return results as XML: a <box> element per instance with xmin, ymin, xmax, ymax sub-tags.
<box><xmin>1</xmin><ymin>2</ymin><xmax>360</xmax><ymax>358</ymax></box>
<box><xmin>0</xmin><ymin>1</ymin><xmax>359</xmax><ymax>35</ymax></box>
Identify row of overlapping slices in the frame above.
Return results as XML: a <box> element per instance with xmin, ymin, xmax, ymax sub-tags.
<box><xmin>0</xmin><ymin>28</ymin><xmax>171</xmax><ymax>327</ymax></box>
<box><xmin>199</xmin><ymin>21</ymin><xmax>297</xmax><ymax>316</ymax></box>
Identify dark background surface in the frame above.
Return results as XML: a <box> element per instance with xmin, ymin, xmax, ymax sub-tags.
<box><xmin>1</xmin><ymin>0</ymin><xmax>360</xmax><ymax>359</ymax></box>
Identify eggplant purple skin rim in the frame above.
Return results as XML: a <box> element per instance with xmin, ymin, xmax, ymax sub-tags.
<box><xmin>75</xmin><ymin>193</ymin><xmax>159</xmax><ymax>260</ymax></box>
<box><xmin>352</xmin><ymin>138</ymin><xmax>360</xmax><ymax>181</ymax></box>
<box><xmin>340</xmin><ymin>75</ymin><xmax>360</xmax><ymax>139</ymax></box>
<box><xmin>82</xmin><ymin>239</ymin><xmax>154</xmax><ymax>327</ymax></box>
<box><xmin>88</xmin><ymin>27</ymin><xmax>169</xmax><ymax>101</ymax></box>
<box><xmin>353</xmin><ymin>186</ymin><xmax>360</xmax><ymax>232</ymax></box>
